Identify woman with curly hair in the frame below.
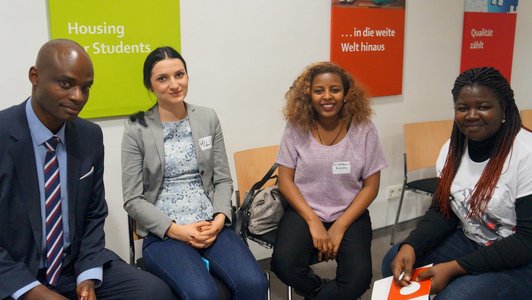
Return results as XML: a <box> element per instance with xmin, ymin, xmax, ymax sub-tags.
<box><xmin>382</xmin><ymin>67</ymin><xmax>532</xmax><ymax>299</ymax></box>
<box><xmin>271</xmin><ymin>62</ymin><xmax>388</xmax><ymax>299</ymax></box>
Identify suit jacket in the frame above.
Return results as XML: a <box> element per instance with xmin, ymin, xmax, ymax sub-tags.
<box><xmin>122</xmin><ymin>103</ymin><xmax>233</xmax><ymax>238</ymax></box>
<box><xmin>0</xmin><ymin>101</ymin><xmax>118</xmax><ymax>298</ymax></box>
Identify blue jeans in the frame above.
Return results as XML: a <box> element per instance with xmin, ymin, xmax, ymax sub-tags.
<box><xmin>143</xmin><ymin>228</ymin><xmax>267</xmax><ymax>300</ymax></box>
<box><xmin>381</xmin><ymin>229</ymin><xmax>532</xmax><ymax>300</ymax></box>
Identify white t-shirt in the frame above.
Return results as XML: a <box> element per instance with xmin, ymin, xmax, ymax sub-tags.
<box><xmin>436</xmin><ymin>129</ymin><xmax>532</xmax><ymax>246</ymax></box>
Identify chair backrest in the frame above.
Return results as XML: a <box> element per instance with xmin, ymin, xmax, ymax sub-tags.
<box><xmin>403</xmin><ymin>120</ymin><xmax>454</xmax><ymax>172</ymax></box>
<box><xmin>521</xmin><ymin>109</ymin><xmax>532</xmax><ymax>129</ymax></box>
<box><xmin>233</xmin><ymin>145</ymin><xmax>279</xmax><ymax>204</ymax></box>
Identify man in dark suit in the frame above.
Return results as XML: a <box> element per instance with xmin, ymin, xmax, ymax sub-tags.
<box><xmin>0</xmin><ymin>39</ymin><xmax>174</xmax><ymax>300</ymax></box>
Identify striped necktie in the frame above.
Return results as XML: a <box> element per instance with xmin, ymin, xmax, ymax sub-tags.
<box><xmin>44</xmin><ymin>137</ymin><xmax>63</xmax><ymax>286</ymax></box>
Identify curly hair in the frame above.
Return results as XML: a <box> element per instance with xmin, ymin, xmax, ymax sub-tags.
<box><xmin>283</xmin><ymin>62</ymin><xmax>372</xmax><ymax>131</ymax></box>
<box><xmin>435</xmin><ymin>66</ymin><xmax>526</xmax><ymax>218</ymax></box>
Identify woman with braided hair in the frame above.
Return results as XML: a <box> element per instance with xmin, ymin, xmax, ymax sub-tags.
<box><xmin>382</xmin><ymin>67</ymin><xmax>532</xmax><ymax>299</ymax></box>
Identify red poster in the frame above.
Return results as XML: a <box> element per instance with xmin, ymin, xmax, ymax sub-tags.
<box><xmin>461</xmin><ymin>0</ymin><xmax>518</xmax><ymax>82</ymax></box>
<box><xmin>330</xmin><ymin>0</ymin><xmax>405</xmax><ymax>97</ymax></box>
<box><xmin>461</xmin><ymin>12</ymin><xmax>517</xmax><ymax>81</ymax></box>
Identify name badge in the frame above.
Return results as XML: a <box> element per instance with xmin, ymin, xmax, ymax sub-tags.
<box><xmin>199</xmin><ymin>136</ymin><xmax>212</xmax><ymax>151</ymax></box>
<box><xmin>332</xmin><ymin>161</ymin><xmax>351</xmax><ymax>174</ymax></box>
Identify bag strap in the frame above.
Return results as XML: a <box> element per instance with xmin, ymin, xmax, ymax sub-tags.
<box><xmin>235</xmin><ymin>162</ymin><xmax>278</xmax><ymax>238</ymax></box>
<box><xmin>240</xmin><ymin>162</ymin><xmax>279</xmax><ymax>211</ymax></box>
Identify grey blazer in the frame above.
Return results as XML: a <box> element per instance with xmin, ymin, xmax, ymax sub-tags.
<box><xmin>121</xmin><ymin>103</ymin><xmax>233</xmax><ymax>238</ymax></box>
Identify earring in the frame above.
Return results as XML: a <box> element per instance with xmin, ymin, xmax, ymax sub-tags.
<box><xmin>343</xmin><ymin>99</ymin><xmax>347</xmax><ymax>103</ymax></box>
<box><xmin>502</xmin><ymin>119</ymin><xmax>506</xmax><ymax>123</ymax></box>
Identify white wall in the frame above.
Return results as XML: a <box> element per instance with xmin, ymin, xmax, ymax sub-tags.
<box><xmin>1</xmin><ymin>0</ymin><xmax>531</xmax><ymax>260</ymax></box>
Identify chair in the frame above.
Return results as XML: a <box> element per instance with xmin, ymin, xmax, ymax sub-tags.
<box><xmin>233</xmin><ymin>145</ymin><xmax>294</xmax><ymax>300</ymax></box>
<box><xmin>390</xmin><ymin>120</ymin><xmax>454</xmax><ymax>244</ymax></box>
<box><xmin>127</xmin><ymin>216</ymin><xmax>232</xmax><ymax>299</ymax></box>
<box><xmin>521</xmin><ymin>109</ymin><xmax>532</xmax><ymax>129</ymax></box>
<box><xmin>234</xmin><ymin>145</ymin><xmax>280</xmax><ymax>204</ymax></box>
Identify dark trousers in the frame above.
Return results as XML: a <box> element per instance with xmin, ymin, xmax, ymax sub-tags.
<box><xmin>271</xmin><ymin>208</ymin><xmax>372</xmax><ymax>299</ymax></box>
<box><xmin>54</xmin><ymin>260</ymin><xmax>175</xmax><ymax>300</ymax></box>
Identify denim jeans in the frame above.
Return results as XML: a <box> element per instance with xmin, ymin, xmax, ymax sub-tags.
<box><xmin>271</xmin><ymin>208</ymin><xmax>373</xmax><ymax>299</ymax></box>
<box><xmin>381</xmin><ymin>229</ymin><xmax>532</xmax><ymax>300</ymax></box>
<box><xmin>143</xmin><ymin>228</ymin><xmax>267</xmax><ymax>300</ymax></box>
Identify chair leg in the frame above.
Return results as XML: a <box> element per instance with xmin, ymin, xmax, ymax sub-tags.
<box><xmin>265</xmin><ymin>271</ymin><xmax>271</xmax><ymax>300</ymax></box>
<box><xmin>390</xmin><ymin>184</ymin><xmax>407</xmax><ymax>245</ymax></box>
<box><xmin>287</xmin><ymin>285</ymin><xmax>292</xmax><ymax>300</ymax></box>
<box><xmin>129</xmin><ymin>247</ymin><xmax>135</xmax><ymax>266</ymax></box>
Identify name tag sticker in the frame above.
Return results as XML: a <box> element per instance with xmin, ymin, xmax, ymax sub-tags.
<box><xmin>332</xmin><ymin>161</ymin><xmax>351</xmax><ymax>174</ymax></box>
<box><xmin>199</xmin><ymin>136</ymin><xmax>212</xmax><ymax>151</ymax></box>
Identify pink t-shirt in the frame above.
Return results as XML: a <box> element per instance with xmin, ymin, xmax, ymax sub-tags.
<box><xmin>277</xmin><ymin>121</ymin><xmax>387</xmax><ymax>222</ymax></box>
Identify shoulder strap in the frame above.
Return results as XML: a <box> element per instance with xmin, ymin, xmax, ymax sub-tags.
<box><xmin>235</xmin><ymin>162</ymin><xmax>278</xmax><ymax>239</ymax></box>
<box><xmin>240</xmin><ymin>162</ymin><xmax>279</xmax><ymax>210</ymax></box>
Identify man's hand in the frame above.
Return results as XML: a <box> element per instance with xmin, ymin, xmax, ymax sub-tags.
<box><xmin>418</xmin><ymin>260</ymin><xmax>466</xmax><ymax>294</ymax></box>
<box><xmin>22</xmin><ymin>285</ymin><xmax>68</xmax><ymax>300</ymax></box>
<box><xmin>77</xmin><ymin>279</ymin><xmax>96</xmax><ymax>300</ymax></box>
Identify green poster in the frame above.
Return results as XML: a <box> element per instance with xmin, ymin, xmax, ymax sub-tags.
<box><xmin>48</xmin><ymin>0</ymin><xmax>181</xmax><ymax>118</ymax></box>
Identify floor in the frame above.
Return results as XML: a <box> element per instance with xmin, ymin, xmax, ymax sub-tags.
<box><xmin>257</xmin><ymin>219</ymin><xmax>419</xmax><ymax>300</ymax></box>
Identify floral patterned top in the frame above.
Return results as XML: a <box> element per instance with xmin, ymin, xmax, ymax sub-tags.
<box><xmin>155</xmin><ymin>118</ymin><xmax>214</xmax><ymax>224</ymax></box>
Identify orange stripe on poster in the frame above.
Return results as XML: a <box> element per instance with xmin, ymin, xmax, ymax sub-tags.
<box><xmin>330</xmin><ymin>5</ymin><xmax>405</xmax><ymax>97</ymax></box>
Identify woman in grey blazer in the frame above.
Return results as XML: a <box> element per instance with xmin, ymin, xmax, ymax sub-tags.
<box><xmin>121</xmin><ymin>47</ymin><xmax>267</xmax><ymax>300</ymax></box>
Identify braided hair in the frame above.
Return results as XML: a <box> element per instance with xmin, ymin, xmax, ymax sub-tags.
<box><xmin>435</xmin><ymin>67</ymin><xmax>525</xmax><ymax>218</ymax></box>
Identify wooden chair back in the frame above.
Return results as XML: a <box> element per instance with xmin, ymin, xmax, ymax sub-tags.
<box><xmin>403</xmin><ymin>120</ymin><xmax>454</xmax><ymax>172</ymax></box>
<box><xmin>233</xmin><ymin>145</ymin><xmax>280</xmax><ymax>204</ymax></box>
<box><xmin>521</xmin><ymin>109</ymin><xmax>532</xmax><ymax>129</ymax></box>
